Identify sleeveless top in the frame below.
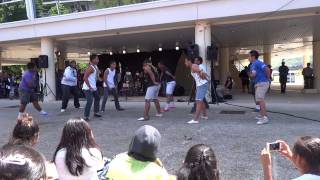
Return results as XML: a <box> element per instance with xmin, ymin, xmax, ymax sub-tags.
<box><xmin>191</xmin><ymin>65</ymin><xmax>208</xmax><ymax>87</ymax></box>
<box><xmin>104</xmin><ymin>68</ymin><xmax>116</xmax><ymax>88</ymax></box>
<box><xmin>162</xmin><ymin>67</ymin><xmax>175</xmax><ymax>83</ymax></box>
<box><xmin>83</xmin><ymin>64</ymin><xmax>97</xmax><ymax>91</ymax></box>
<box><xmin>145</xmin><ymin>65</ymin><xmax>160</xmax><ymax>88</ymax></box>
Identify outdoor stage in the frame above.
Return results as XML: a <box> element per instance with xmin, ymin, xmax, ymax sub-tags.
<box><xmin>0</xmin><ymin>92</ymin><xmax>319</xmax><ymax>180</ymax></box>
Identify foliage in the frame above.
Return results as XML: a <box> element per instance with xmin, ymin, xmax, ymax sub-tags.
<box><xmin>4</xmin><ymin>65</ymin><xmax>25</xmax><ymax>76</ymax></box>
<box><xmin>0</xmin><ymin>1</ymin><xmax>27</xmax><ymax>23</ymax></box>
<box><xmin>48</xmin><ymin>4</ymin><xmax>69</xmax><ymax>16</ymax></box>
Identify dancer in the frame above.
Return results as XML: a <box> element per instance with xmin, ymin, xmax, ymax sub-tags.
<box><xmin>158</xmin><ymin>61</ymin><xmax>176</xmax><ymax>112</ymax></box>
<box><xmin>60</xmin><ymin>60</ymin><xmax>80</xmax><ymax>112</ymax></box>
<box><xmin>137</xmin><ymin>60</ymin><xmax>162</xmax><ymax>121</ymax></box>
<box><xmin>248</xmin><ymin>50</ymin><xmax>271</xmax><ymax>125</ymax></box>
<box><xmin>101</xmin><ymin>61</ymin><xmax>124</xmax><ymax>112</ymax></box>
<box><xmin>18</xmin><ymin>62</ymin><xmax>47</xmax><ymax>119</ymax></box>
<box><xmin>82</xmin><ymin>54</ymin><xmax>102</xmax><ymax>121</ymax></box>
<box><xmin>184</xmin><ymin>57</ymin><xmax>208</xmax><ymax>124</ymax></box>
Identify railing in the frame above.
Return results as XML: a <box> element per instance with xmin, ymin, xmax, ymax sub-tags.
<box><xmin>0</xmin><ymin>0</ymin><xmax>159</xmax><ymax>23</ymax></box>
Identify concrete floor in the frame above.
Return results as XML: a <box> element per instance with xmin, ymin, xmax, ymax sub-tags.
<box><xmin>0</xmin><ymin>92</ymin><xmax>319</xmax><ymax>180</ymax></box>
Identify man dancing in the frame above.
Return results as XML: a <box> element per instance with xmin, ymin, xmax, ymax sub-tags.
<box><xmin>82</xmin><ymin>54</ymin><xmax>102</xmax><ymax>121</ymax></box>
<box><xmin>184</xmin><ymin>57</ymin><xmax>208</xmax><ymax>124</ymax></box>
<box><xmin>60</xmin><ymin>60</ymin><xmax>80</xmax><ymax>112</ymax></box>
<box><xmin>248</xmin><ymin>50</ymin><xmax>271</xmax><ymax>125</ymax></box>
<box><xmin>18</xmin><ymin>62</ymin><xmax>48</xmax><ymax>118</ymax></box>
<box><xmin>157</xmin><ymin>61</ymin><xmax>176</xmax><ymax>112</ymax></box>
<box><xmin>137</xmin><ymin>60</ymin><xmax>162</xmax><ymax>121</ymax></box>
<box><xmin>101</xmin><ymin>61</ymin><xmax>124</xmax><ymax>112</ymax></box>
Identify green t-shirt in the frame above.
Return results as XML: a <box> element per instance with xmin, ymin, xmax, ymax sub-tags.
<box><xmin>106</xmin><ymin>153</ymin><xmax>171</xmax><ymax>180</ymax></box>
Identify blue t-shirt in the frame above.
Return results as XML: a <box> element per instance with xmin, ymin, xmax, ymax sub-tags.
<box><xmin>250</xmin><ymin>59</ymin><xmax>269</xmax><ymax>84</ymax></box>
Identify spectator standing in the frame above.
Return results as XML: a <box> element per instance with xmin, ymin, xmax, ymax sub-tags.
<box><xmin>61</xmin><ymin>60</ymin><xmax>81</xmax><ymax>113</ymax></box>
<box><xmin>302</xmin><ymin>63</ymin><xmax>314</xmax><ymax>89</ymax></box>
<box><xmin>279</xmin><ymin>61</ymin><xmax>289</xmax><ymax>94</ymax></box>
<box><xmin>239</xmin><ymin>66</ymin><xmax>250</xmax><ymax>93</ymax></box>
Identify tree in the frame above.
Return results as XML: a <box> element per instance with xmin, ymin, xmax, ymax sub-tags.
<box><xmin>49</xmin><ymin>4</ymin><xmax>69</xmax><ymax>15</ymax></box>
<box><xmin>0</xmin><ymin>1</ymin><xmax>27</xmax><ymax>23</ymax></box>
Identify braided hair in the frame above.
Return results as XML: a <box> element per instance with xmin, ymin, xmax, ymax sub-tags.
<box><xmin>177</xmin><ymin>144</ymin><xmax>219</xmax><ymax>180</ymax></box>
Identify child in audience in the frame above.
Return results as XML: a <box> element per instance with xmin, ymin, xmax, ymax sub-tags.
<box><xmin>261</xmin><ymin>136</ymin><xmax>320</xmax><ymax>180</ymax></box>
<box><xmin>106</xmin><ymin>125</ymin><xmax>171</xmax><ymax>180</ymax></box>
<box><xmin>0</xmin><ymin>144</ymin><xmax>47</xmax><ymax>180</ymax></box>
<box><xmin>53</xmin><ymin>118</ymin><xmax>104</xmax><ymax>180</ymax></box>
<box><xmin>4</xmin><ymin>113</ymin><xmax>39</xmax><ymax>147</ymax></box>
<box><xmin>177</xmin><ymin>144</ymin><xmax>219</xmax><ymax>180</ymax></box>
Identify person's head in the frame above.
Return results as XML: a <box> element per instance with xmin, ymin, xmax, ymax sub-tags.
<box><xmin>143</xmin><ymin>60</ymin><xmax>152</xmax><ymax>71</ymax></box>
<box><xmin>282</xmin><ymin>61</ymin><xmax>285</xmax><ymax>66</ymax></box>
<box><xmin>292</xmin><ymin>136</ymin><xmax>320</xmax><ymax>175</ymax></box>
<box><xmin>307</xmin><ymin>63</ymin><xmax>311</xmax><ymax>67</ymax></box>
<box><xmin>70</xmin><ymin>60</ymin><xmax>76</xmax><ymax>68</ymax></box>
<box><xmin>109</xmin><ymin>61</ymin><xmax>116</xmax><ymax>69</ymax></box>
<box><xmin>177</xmin><ymin>144</ymin><xmax>219</xmax><ymax>180</ymax></box>
<box><xmin>244</xmin><ymin>66</ymin><xmax>248</xmax><ymax>70</ymax></box>
<box><xmin>157</xmin><ymin>61</ymin><xmax>165</xmax><ymax>70</ymax></box>
<box><xmin>8</xmin><ymin>114</ymin><xmax>39</xmax><ymax>147</ymax></box>
<box><xmin>53</xmin><ymin>118</ymin><xmax>99</xmax><ymax>176</ymax></box>
<box><xmin>267</xmin><ymin>65</ymin><xmax>272</xmax><ymax>69</ymax></box>
<box><xmin>248</xmin><ymin>50</ymin><xmax>259</xmax><ymax>62</ymax></box>
<box><xmin>128</xmin><ymin>125</ymin><xmax>161</xmax><ymax>162</ymax></box>
<box><xmin>184</xmin><ymin>57</ymin><xmax>193</xmax><ymax>68</ymax></box>
<box><xmin>27</xmin><ymin>62</ymin><xmax>36</xmax><ymax>72</ymax></box>
<box><xmin>0</xmin><ymin>145</ymin><xmax>46</xmax><ymax>180</ymax></box>
<box><xmin>89</xmin><ymin>54</ymin><xmax>99</xmax><ymax>65</ymax></box>
<box><xmin>194</xmin><ymin>56</ymin><xmax>203</xmax><ymax>65</ymax></box>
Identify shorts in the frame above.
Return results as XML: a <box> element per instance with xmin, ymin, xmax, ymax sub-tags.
<box><xmin>255</xmin><ymin>82</ymin><xmax>269</xmax><ymax>101</ymax></box>
<box><xmin>19</xmin><ymin>89</ymin><xmax>38</xmax><ymax>105</ymax></box>
<box><xmin>166</xmin><ymin>81</ymin><xmax>176</xmax><ymax>95</ymax></box>
<box><xmin>196</xmin><ymin>83</ymin><xmax>208</xmax><ymax>101</ymax></box>
<box><xmin>145</xmin><ymin>85</ymin><xmax>160</xmax><ymax>100</ymax></box>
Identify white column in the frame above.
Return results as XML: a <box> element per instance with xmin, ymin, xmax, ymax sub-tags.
<box><xmin>219</xmin><ymin>48</ymin><xmax>230</xmax><ymax>85</ymax></box>
<box><xmin>41</xmin><ymin>37</ymin><xmax>56</xmax><ymax>101</ymax></box>
<box><xmin>313</xmin><ymin>41</ymin><xmax>320</xmax><ymax>91</ymax></box>
<box><xmin>263</xmin><ymin>52</ymin><xmax>271</xmax><ymax>66</ymax></box>
<box><xmin>195</xmin><ymin>21</ymin><xmax>211</xmax><ymax>77</ymax></box>
<box><xmin>25</xmin><ymin>0</ymin><xmax>35</xmax><ymax>20</ymax></box>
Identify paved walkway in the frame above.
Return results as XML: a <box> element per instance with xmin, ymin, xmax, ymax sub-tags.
<box><xmin>0</xmin><ymin>91</ymin><xmax>319</xmax><ymax>180</ymax></box>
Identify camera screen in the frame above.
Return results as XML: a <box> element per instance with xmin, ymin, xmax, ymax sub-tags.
<box><xmin>269</xmin><ymin>143</ymin><xmax>280</xmax><ymax>151</ymax></box>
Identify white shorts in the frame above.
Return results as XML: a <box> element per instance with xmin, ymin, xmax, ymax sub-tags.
<box><xmin>166</xmin><ymin>81</ymin><xmax>176</xmax><ymax>95</ymax></box>
<box><xmin>255</xmin><ymin>82</ymin><xmax>269</xmax><ymax>101</ymax></box>
<box><xmin>145</xmin><ymin>85</ymin><xmax>160</xmax><ymax>100</ymax></box>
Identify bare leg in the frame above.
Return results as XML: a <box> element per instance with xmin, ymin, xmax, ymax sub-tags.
<box><xmin>32</xmin><ymin>101</ymin><xmax>42</xmax><ymax>112</ymax></box>
<box><xmin>202</xmin><ymin>102</ymin><xmax>207</xmax><ymax>117</ymax></box>
<box><xmin>144</xmin><ymin>101</ymin><xmax>151</xmax><ymax>119</ymax></box>
<box><xmin>193</xmin><ymin>100</ymin><xmax>202</xmax><ymax>121</ymax></box>
<box><xmin>154</xmin><ymin>99</ymin><xmax>161</xmax><ymax>114</ymax></box>
<box><xmin>259</xmin><ymin>101</ymin><xmax>267</xmax><ymax>117</ymax></box>
<box><xmin>19</xmin><ymin>104</ymin><xmax>26</xmax><ymax>113</ymax></box>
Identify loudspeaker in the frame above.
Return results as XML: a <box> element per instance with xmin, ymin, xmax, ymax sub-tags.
<box><xmin>30</xmin><ymin>58</ymin><xmax>39</xmax><ymax>68</ymax></box>
<box><xmin>38</xmin><ymin>55</ymin><xmax>49</xmax><ymax>68</ymax></box>
<box><xmin>207</xmin><ymin>45</ymin><xmax>218</xmax><ymax>61</ymax></box>
<box><xmin>187</xmin><ymin>44</ymin><xmax>199</xmax><ymax>59</ymax></box>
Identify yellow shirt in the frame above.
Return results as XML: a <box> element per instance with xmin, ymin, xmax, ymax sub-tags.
<box><xmin>106</xmin><ymin>153</ymin><xmax>173</xmax><ymax>180</ymax></box>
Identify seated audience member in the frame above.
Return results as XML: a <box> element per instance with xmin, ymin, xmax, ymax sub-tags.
<box><xmin>177</xmin><ymin>144</ymin><xmax>219</xmax><ymax>180</ymax></box>
<box><xmin>261</xmin><ymin>136</ymin><xmax>320</xmax><ymax>180</ymax></box>
<box><xmin>53</xmin><ymin>118</ymin><xmax>104</xmax><ymax>180</ymax></box>
<box><xmin>4</xmin><ymin>113</ymin><xmax>39</xmax><ymax>147</ymax></box>
<box><xmin>0</xmin><ymin>144</ymin><xmax>46</xmax><ymax>180</ymax></box>
<box><xmin>106</xmin><ymin>125</ymin><xmax>171</xmax><ymax>180</ymax></box>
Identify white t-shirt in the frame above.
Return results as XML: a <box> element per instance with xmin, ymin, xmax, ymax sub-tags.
<box><xmin>55</xmin><ymin>148</ymin><xmax>104</xmax><ymax>180</ymax></box>
<box><xmin>293</xmin><ymin>174</ymin><xmax>320</xmax><ymax>180</ymax></box>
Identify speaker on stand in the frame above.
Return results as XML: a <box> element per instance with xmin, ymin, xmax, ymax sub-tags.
<box><xmin>37</xmin><ymin>55</ymin><xmax>56</xmax><ymax>101</ymax></box>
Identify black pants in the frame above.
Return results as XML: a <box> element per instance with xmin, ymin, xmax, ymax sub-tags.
<box><xmin>280</xmin><ymin>81</ymin><xmax>287</xmax><ymax>93</ymax></box>
<box><xmin>304</xmin><ymin>77</ymin><xmax>313</xmax><ymax>89</ymax></box>
<box><xmin>190</xmin><ymin>97</ymin><xmax>209</xmax><ymax>113</ymax></box>
<box><xmin>101</xmin><ymin>87</ymin><xmax>121</xmax><ymax>111</ymax></box>
<box><xmin>61</xmin><ymin>84</ymin><xmax>80</xmax><ymax>109</ymax></box>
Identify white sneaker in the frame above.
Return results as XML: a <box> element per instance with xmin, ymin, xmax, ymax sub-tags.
<box><xmin>40</xmin><ymin>111</ymin><xmax>48</xmax><ymax>116</ymax></box>
<box><xmin>187</xmin><ymin>120</ymin><xmax>199</xmax><ymax>124</ymax></box>
<box><xmin>257</xmin><ymin>116</ymin><xmax>269</xmax><ymax>125</ymax></box>
<box><xmin>255</xmin><ymin>115</ymin><xmax>263</xmax><ymax>120</ymax></box>
<box><xmin>155</xmin><ymin>113</ymin><xmax>163</xmax><ymax>117</ymax></box>
<box><xmin>137</xmin><ymin>117</ymin><xmax>149</xmax><ymax>121</ymax></box>
<box><xmin>201</xmin><ymin>116</ymin><xmax>209</xmax><ymax>120</ymax></box>
<box><xmin>61</xmin><ymin>109</ymin><xmax>65</xmax><ymax>113</ymax></box>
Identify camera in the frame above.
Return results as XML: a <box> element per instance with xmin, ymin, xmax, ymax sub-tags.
<box><xmin>267</xmin><ymin>142</ymin><xmax>280</xmax><ymax>151</ymax></box>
